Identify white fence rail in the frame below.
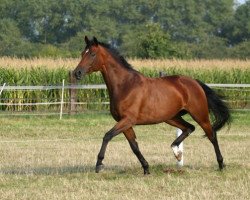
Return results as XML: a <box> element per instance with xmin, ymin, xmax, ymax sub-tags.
<box><xmin>0</xmin><ymin>82</ymin><xmax>250</xmax><ymax>113</ymax></box>
<box><xmin>2</xmin><ymin>83</ymin><xmax>250</xmax><ymax>90</ymax></box>
<box><xmin>0</xmin><ymin>83</ymin><xmax>249</xmax><ymax>117</ymax></box>
<box><xmin>2</xmin><ymin>84</ymin><xmax>107</xmax><ymax>90</ymax></box>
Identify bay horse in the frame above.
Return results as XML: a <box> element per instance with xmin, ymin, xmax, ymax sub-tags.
<box><xmin>73</xmin><ymin>36</ymin><xmax>231</xmax><ymax>174</ymax></box>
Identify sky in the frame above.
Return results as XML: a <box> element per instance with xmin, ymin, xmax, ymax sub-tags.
<box><xmin>237</xmin><ymin>0</ymin><xmax>246</xmax><ymax>4</ymax></box>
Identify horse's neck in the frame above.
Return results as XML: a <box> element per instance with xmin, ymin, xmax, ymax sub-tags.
<box><xmin>101</xmin><ymin>61</ymin><xmax>138</xmax><ymax>97</ymax></box>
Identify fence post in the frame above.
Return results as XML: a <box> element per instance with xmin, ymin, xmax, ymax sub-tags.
<box><xmin>69</xmin><ymin>71</ymin><xmax>77</xmax><ymax>114</ymax></box>
<box><xmin>60</xmin><ymin>79</ymin><xmax>65</xmax><ymax>120</ymax></box>
<box><xmin>176</xmin><ymin>128</ymin><xmax>184</xmax><ymax>167</ymax></box>
<box><xmin>0</xmin><ymin>83</ymin><xmax>6</xmax><ymax>96</ymax></box>
<box><xmin>159</xmin><ymin>71</ymin><xmax>166</xmax><ymax>77</ymax></box>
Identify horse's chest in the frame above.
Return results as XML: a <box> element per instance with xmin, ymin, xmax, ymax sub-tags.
<box><xmin>109</xmin><ymin>99</ymin><xmax>122</xmax><ymax>121</ymax></box>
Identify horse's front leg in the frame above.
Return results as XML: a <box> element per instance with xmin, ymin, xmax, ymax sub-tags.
<box><xmin>123</xmin><ymin>128</ymin><xmax>150</xmax><ymax>174</ymax></box>
<box><xmin>95</xmin><ymin>118</ymin><xmax>132</xmax><ymax>173</ymax></box>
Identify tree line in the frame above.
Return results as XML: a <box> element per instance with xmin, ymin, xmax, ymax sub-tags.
<box><xmin>0</xmin><ymin>0</ymin><xmax>249</xmax><ymax>59</ymax></box>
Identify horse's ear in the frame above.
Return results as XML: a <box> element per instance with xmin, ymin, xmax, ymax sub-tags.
<box><xmin>85</xmin><ymin>36</ymin><xmax>90</xmax><ymax>45</ymax></box>
<box><xmin>93</xmin><ymin>36</ymin><xmax>98</xmax><ymax>46</ymax></box>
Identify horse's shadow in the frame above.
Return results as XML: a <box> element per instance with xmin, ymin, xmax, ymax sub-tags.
<box><xmin>0</xmin><ymin>165</ymin><xmax>94</xmax><ymax>175</ymax></box>
<box><xmin>0</xmin><ymin>163</ymin><xmax>234</xmax><ymax>176</ymax></box>
<box><xmin>0</xmin><ymin>164</ymin><xmax>132</xmax><ymax>175</ymax></box>
<box><xmin>1</xmin><ymin>164</ymin><xmax>171</xmax><ymax>175</ymax></box>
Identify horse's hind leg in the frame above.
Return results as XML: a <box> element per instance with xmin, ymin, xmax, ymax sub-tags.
<box><xmin>166</xmin><ymin>116</ymin><xmax>195</xmax><ymax>161</ymax></box>
<box><xmin>190</xmin><ymin>112</ymin><xmax>224</xmax><ymax>170</ymax></box>
<box><xmin>200</xmin><ymin>122</ymin><xmax>224</xmax><ymax>170</ymax></box>
<box><xmin>211</xmin><ymin>133</ymin><xmax>224</xmax><ymax>170</ymax></box>
<box><xmin>123</xmin><ymin>128</ymin><xmax>150</xmax><ymax>174</ymax></box>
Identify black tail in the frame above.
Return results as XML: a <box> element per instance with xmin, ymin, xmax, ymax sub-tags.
<box><xmin>197</xmin><ymin>80</ymin><xmax>231</xmax><ymax>132</ymax></box>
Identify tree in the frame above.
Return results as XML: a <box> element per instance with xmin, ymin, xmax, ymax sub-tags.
<box><xmin>189</xmin><ymin>36</ymin><xmax>229</xmax><ymax>59</ymax></box>
<box><xmin>0</xmin><ymin>19</ymin><xmax>23</xmax><ymax>56</ymax></box>
<box><xmin>231</xmin><ymin>1</ymin><xmax>250</xmax><ymax>44</ymax></box>
<box><xmin>0</xmin><ymin>0</ymin><xmax>248</xmax><ymax>58</ymax></box>
<box><xmin>129</xmin><ymin>23</ymin><xmax>188</xmax><ymax>59</ymax></box>
<box><xmin>229</xmin><ymin>41</ymin><xmax>250</xmax><ymax>58</ymax></box>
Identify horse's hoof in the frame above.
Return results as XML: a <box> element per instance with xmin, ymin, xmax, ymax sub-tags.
<box><xmin>95</xmin><ymin>164</ymin><xmax>105</xmax><ymax>173</ymax></box>
<box><xmin>171</xmin><ymin>145</ymin><xmax>182</xmax><ymax>161</ymax></box>
<box><xmin>219</xmin><ymin>162</ymin><xmax>225</xmax><ymax>171</ymax></box>
<box><xmin>144</xmin><ymin>170</ymin><xmax>150</xmax><ymax>175</ymax></box>
<box><xmin>176</xmin><ymin>151</ymin><xmax>183</xmax><ymax>161</ymax></box>
<box><xmin>143</xmin><ymin>167</ymin><xmax>150</xmax><ymax>175</ymax></box>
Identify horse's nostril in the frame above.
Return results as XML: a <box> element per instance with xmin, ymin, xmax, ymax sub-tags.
<box><xmin>74</xmin><ymin>69</ymin><xmax>84</xmax><ymax>80</ymax></box>
<box><xmin>74</xmin><ymin>70</ymin><xmax>81</xmax><ymax>77</ymax></box>
<box><xmin>78</xmin><ymin>70</ymin><xmax>82</xmax><ymax>76</ymax></box>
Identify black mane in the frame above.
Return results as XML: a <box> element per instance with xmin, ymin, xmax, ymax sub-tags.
<box><xmin>88</xmin><ymin>39</ymin><xmax>135</xmax><ymax>71</ymax></box>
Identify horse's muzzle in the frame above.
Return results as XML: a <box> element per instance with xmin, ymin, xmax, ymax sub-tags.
<box><xmin>74</xmin><ymin>69</ymin><xmax>85</xmax><ymax>80</ymax></box>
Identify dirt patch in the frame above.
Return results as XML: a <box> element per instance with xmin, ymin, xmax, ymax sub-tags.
<box><xmin>163</xmin><ymin>168</ymin><xmax>185</xmax><ymax>174</ymax></box>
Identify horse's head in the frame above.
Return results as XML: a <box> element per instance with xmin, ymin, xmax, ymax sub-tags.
<box><xmin>74</xmin><ymin>36</ymin><xmax>103</xmax><ymax>80</ymax></box>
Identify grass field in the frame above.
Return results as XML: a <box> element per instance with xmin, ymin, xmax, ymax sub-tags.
<box><xmin>0</xmin><ymin>112</ymin><xmax>249</xmax><ymax>200</ymax></box>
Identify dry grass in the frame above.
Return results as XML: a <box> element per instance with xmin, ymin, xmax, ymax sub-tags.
<box><xmin>0</xmin><ymin>56</ymin><xmax>249</xmax><ymax>70</ymax></box>
<box><xmin>0</xmin><ymin>57</ymin><xmax>77</xmax><ymax>69</ymax></box>
<box><xmin>130</xmin><ymin>58</ymin><xmax>250</xmax><ymax>70</ymax></box>
<box><xmin>0</xmin><ymin>112</ymin><xmax>249</xmax><ymax>200</ymax></box>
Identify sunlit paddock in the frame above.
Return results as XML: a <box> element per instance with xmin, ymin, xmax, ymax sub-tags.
<box><xmin>0</xmin><ymin>112</ymin><xmax>249</xmax><ymax>200</ymax></box>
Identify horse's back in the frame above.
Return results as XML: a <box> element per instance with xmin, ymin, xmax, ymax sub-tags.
<box><xmin>162</xmin><ymin>75</ymin><xmax>209</xmax><ymax>118</ymax></box>
<box><xmin>161</xmin><ymin>75</ymin><xmax>207</xmax><ymax>106</ymax></box>
<box><xmin>132</xmin><ymin>75</ymin><xmax>188</xmax><ymax>123</ymax></box>
<box><xmin>113</xmin><ymin>74</ymin><xmax>207</xmax><ymax>125</ymax></box>
<box><xmin>136</xmin><ymin>75</ymin><xmax>206</xmax><ymax>123</ymax></box>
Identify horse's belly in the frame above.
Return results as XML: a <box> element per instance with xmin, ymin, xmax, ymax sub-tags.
<box><xmin>136</xmin><ymin>99</ymin><xmax>182</xmax><ymax>125</ymax></box>
<box><xmin>115</xmin><ymin>79</ymin><xmax>185</xmax><ymax>125</ymax></box>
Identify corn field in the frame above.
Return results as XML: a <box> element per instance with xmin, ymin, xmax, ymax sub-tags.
<box><xmin>1</xmin><ymin>57</ymin><xmax>249</xmax><ymax>70</ymax></box>
<box><xmin>0</xmin><ymin>58</ymin><xmax>249</xmax><ymax>113</ymax></box>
